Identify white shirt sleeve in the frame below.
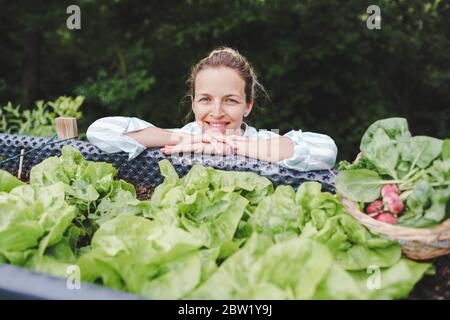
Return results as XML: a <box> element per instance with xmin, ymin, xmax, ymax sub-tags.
<box><xmin>87</xmin><ymin>116</ymin><xmax>200</xmax><ymax>159</ymax></box>
<box><xmin>86</xmin><ymin>117</ymin><xmax>153</xmax><ymax>159</ymax></box>
<box><xmin>280</xmin><ymin>130</ymin><xmax>337</xmax><ymax>171</ymax></box>
<box><xmin>249</xmin><ymin>128</ymin><xmax>337</xmax><ymax>171</ymax></box>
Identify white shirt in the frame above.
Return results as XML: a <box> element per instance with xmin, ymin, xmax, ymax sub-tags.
<box><xmin>86</xmin><ymin>117</ymin><xmax>338</xmax><ymax>171</ymax></box>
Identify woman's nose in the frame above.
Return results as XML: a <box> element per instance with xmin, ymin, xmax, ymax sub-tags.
<box><xmin>211</xmin><ymin>101</ymin><xmax>224</xmax><ymax>117</ymax></box>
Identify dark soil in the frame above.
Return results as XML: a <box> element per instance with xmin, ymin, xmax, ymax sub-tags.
<box><xmin>407</xmin><ymin>254</ymin><xmax>450</xmax><ymax>300</ymax></box>
<box><xmin>9</xmin><ymin>169</ymin><xmax>30</xmax><ymax>183</ymax></box>
<box><xmin>134</xmin><ymin>183</ymin><xmax>155</xmax><ymax>201</ymax></box>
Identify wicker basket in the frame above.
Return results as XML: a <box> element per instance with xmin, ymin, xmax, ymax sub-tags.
<box><xmin>340</xmin><ymin>152</ymin><xmax>450</xmax><ymax>260</ymax></box>
<box><xmin>341</xmin><ymin>197</ymin><xmax>450</xmax><ymax>260</ymax></box>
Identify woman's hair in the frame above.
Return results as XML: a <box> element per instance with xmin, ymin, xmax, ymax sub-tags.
<box><xmin>182</xmin><ymin>47</ymin><xmax>269</xmax><ymax>124</ymax></box>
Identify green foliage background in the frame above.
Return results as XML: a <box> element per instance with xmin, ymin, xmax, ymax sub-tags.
<box><xmin>0</xmin><ymin>0</ymin><xmax>449</xmax><ymax>160</ymax></box>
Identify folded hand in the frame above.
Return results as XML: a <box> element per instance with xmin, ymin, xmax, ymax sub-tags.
<box><xmin>161</xmin><ymin>129</ymin><xmax>244</xmax><ymax>156</ymax></box>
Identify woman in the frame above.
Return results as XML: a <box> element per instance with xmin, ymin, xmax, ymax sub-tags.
<box><xmin>87</xmin><ymin>47</ymin><xmax>337</xmax><ymax>171</ymax></box>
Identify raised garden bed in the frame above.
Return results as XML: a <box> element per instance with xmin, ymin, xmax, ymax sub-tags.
<box><xmin>0</xmin><ymin>133</ymin><xmax>448</xmax><ymax>300</ymax></box>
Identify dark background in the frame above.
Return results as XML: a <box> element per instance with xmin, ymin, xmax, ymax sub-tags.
<box><xmin>0</xmin><ymin>0</ymin><xmax>449</xmax><ymax>160</ymax></box>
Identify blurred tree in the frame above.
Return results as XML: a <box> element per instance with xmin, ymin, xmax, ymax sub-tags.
<box><xmin>0</xmin><ymin>0</ymin><xmax>448</xmax><ymax>160</ymax></box>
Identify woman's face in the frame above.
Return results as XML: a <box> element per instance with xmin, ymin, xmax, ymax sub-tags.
<box><xmin>192</xmin><ymin>66</ymin><xmax>253</xmax><ymax>135</ymax></box>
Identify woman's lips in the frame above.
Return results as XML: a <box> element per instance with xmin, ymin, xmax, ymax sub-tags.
<box><xmin>205</xmin><ymin>121</ymin><xmax>230</xmax><ymax>132</ymax></box>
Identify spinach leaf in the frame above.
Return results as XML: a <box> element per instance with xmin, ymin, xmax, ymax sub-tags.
<box><xmin>442</xmin><ymin>139</ymin><xmax>450</xmax><ymax>160</ymax></box>
<box><xmin>424</xmin><ymin>188</ymin><xmax>450</xmax><ymax>222</ymax></box>
<box><xmin>404</xmin><ymin>180</ymin><xmax>432</xmax><ymax>218</ymax></box>
<box><xmin>364</xmin><ymin>128</ymin><xmax>400</xmax><ymax>178</ymax></box>
<box><xmin>425</xmin><ymin>159</ymin><xmax>450</xmax><ymax>185</ymax></box>
<box><xmin>360</xmin><ymin>118</ymin><xmax>411</xmax><ymax>153</ymax></box>
<box><xmin>400</xmin><ymin>136</ymin><xmax>443</xmax><ymax>169</ymax></box>
<box><xmin>336</xmin><ymin>169</ymin><xmax>384</xmax><ymax>202</ymax></box>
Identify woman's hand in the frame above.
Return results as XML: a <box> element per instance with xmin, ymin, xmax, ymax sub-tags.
<box><xmin>161</xmin><ymin>132</ymin><xmax>294</xmax><ymax>163</ymax></box>
<box><xmin>206</xmin><ymin>134</ymin><xmax>295</xmax><ymax>163</ymax></box>
<box><xmin>161</xmin><ymin>129</ymin><xmax>239</xmax><ymax>156</ymax></box>
<box><xmin>161</xmin><ymin>141</ymin><xmax>235</xmax><ymax>156</ymax></box>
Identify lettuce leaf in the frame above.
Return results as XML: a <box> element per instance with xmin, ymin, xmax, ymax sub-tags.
<box><xmin>78</xmin><ymin>214</ymin><xmax>206</xmax><ymax>299</ymax></box>
<box><xmin>0</xmin><ymin>149</ymin><xmax>432</xmax><ymax>300</ymax></box>
<box><xmin>0</xmin><ymin>170</ymin><xmax>25</xmax><ymax>192</ymax></box>
<box><xmin>188</xmin><ymin>232</ymin><xmax>429</xmax><ymax>300</ymax></box>
<box><xmin>30</xmin><ymin>147</ymin><xmax>150</xmax><ymax>241</ymax></box>
<box><xmin>0</xmin><ymin>183</ymin><xmax>76</xmax><ymax>267</ymax></box>
<box><xmin>146</xmin><ymin>160</ymin><xmax>273</xmax><ymax>256</ymax></box>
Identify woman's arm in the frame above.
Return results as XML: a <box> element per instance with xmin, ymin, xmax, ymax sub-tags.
<box><xmin>124</xmin><ymin>127</ymin><xmax>192</xmax><ymax>148</ymax></box>
<box><xmin>161</xmin><ymin>134</ymin><xmax>295</xmax><ymax>163</ymax></box>
<box><xmin>86</xmin><ymin>116</ymin><xmax>196</xmax><ymax>159</ymax></box>
<box><xmin>160</xmin><ymin>128</ymin><xmax>337</xmax><ymax>170</ymax></box>
<box><xmin>234</xmin><ymin>136</ymin><xmax>295</xmax><ymax>163</ymax></box>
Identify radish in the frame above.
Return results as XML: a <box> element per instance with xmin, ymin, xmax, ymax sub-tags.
<box><xmin>383</xmin><ymin>193</ymin><xmax>404</xmax><ymax>215</ymax></box>
<box><xmin>381</xmin><ymin>184</ymin><xmax>400</xmax><ymax>197</ymax></box>
<box><xmin>365</xmin><ymin>200</ymin><xmax>384</xmax><ymax>215</ymax></box>
<box><xmin>374</xmin><ymin>212</ymin><xmax>398</xmax><ymax>224</ymax></box>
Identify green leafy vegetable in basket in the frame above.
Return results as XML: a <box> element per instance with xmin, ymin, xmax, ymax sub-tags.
<box><xmin>337</xmin><ymin>118</ymin><xmax>449</xmax><ymax>227</ymax></box>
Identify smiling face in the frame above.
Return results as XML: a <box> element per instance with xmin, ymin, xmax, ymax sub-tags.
<box><xmin>192</xmin><ymin>66</ymin><xmax>253</xmax><ymax>135</ymax></box>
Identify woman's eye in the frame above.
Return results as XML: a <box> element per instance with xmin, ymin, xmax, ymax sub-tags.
<box><xmin>225</xmin><ymin>99</ymin><xmax>238</xmax><ymax>104</ymax></box>
<box><xmin>199</xmin><ymin>97</ymin><xmax>210</xmax><ymax>102</ymax></box>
